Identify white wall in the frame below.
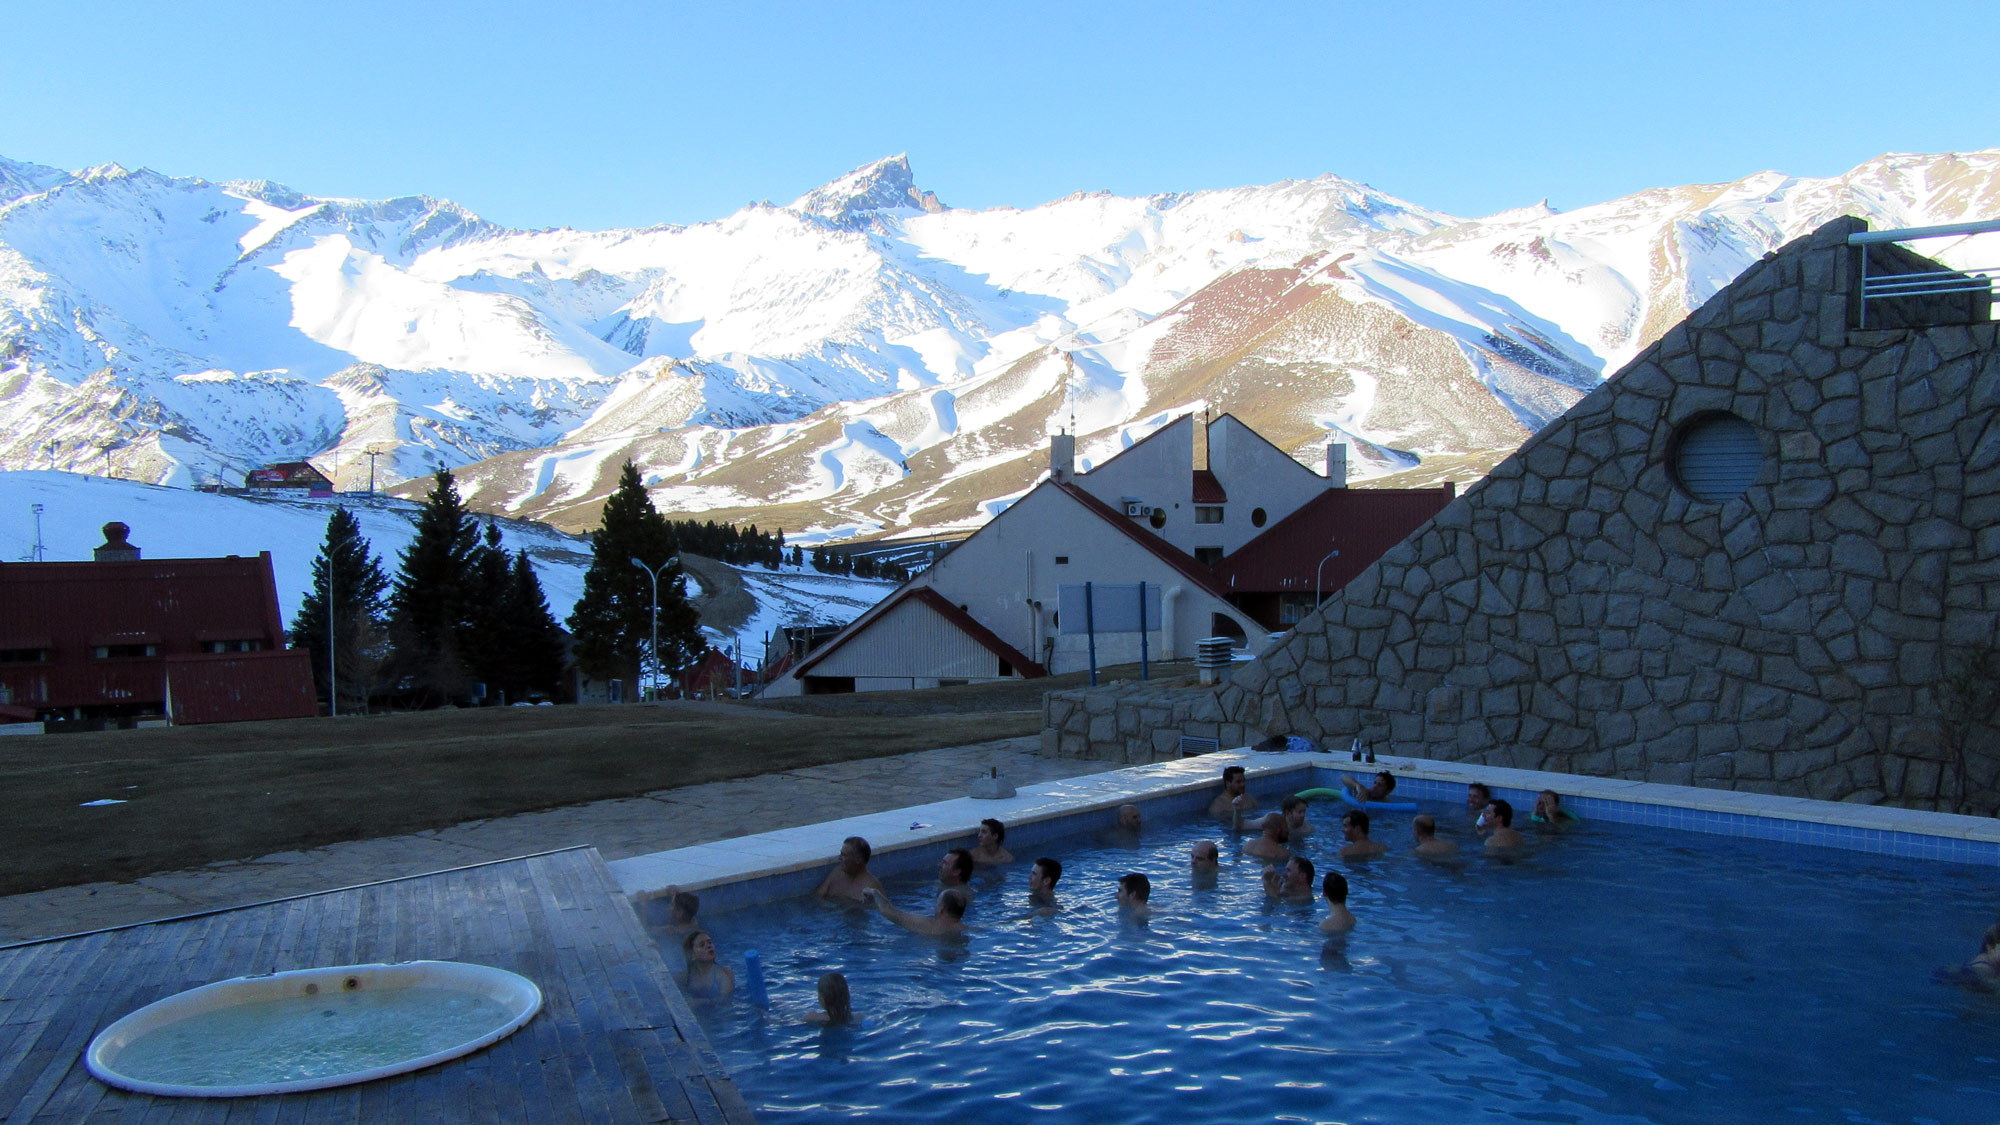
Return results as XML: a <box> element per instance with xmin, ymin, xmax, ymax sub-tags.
<box><xmin>1200</xmin><ymin>414</ymin><xmax>1331</xmax><ymax>555</ymax></box>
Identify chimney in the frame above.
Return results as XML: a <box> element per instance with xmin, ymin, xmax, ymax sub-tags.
<box><xmin>95</xmin><ymin>521</ymin><xmax>140</xmax><ymax>562</ymax></box>
<box><xmin>1051</xmin><ymin>432</ymin><xmax>1075</xmax><ymax>483</ymax></box>
<box><xmin>1326</xmin><ymin>442</ymin><xmax>1348</xmax><ymax>489</ymax></box>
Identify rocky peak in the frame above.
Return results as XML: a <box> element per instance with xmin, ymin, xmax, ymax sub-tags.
<box><xmin>789</xmin><ymin>154</ymin><xmax>946</xmax><ymax>223</ymax></box>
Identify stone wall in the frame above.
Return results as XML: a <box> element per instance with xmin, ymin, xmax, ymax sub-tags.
<box><xmin>1044</xmin><ymin>218</ymin><xmax>2000</xmax><ymax>813</ymax></box>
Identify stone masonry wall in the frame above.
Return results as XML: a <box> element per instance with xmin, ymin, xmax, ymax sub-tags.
<box><xmin>1044</xmin><ymin>218</ymin><xmax>2000</xmax><ymax>813</ymax></box>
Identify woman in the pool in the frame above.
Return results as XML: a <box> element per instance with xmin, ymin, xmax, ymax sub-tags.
<box><xmin>805</xmin><ymin>972</ymin><xmax>853</xmax><ymax>1025</ymax></box>
<box><xmin>1530</xmin><ymin>789</ymin><xmax>1571</xmax><ymax>827</ymax></box>
<box><xmin>681</xmin><ymin>931</ymin><xmax>736</xmax><ymax>1000</ymax></box>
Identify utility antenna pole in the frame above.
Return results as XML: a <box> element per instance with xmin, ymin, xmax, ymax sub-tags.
<box><xmin>366</xmin><ymin>449</ymin><xmax>384</xmax><ymax>496</ymax></box>
<box><xmin>1064</xmin><ymin>351</ymin><xmax>1077</xmax><ymax>437</ymax></box>
<box><xmin>29</xmin><ymin>503</ymin><xmax>45</xmax><ymax>562</ymax></box>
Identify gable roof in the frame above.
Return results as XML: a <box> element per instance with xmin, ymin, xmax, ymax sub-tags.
<box><xmin>1210</xmin><ymin>485</ymin><xmax>1455</xmax><ymax>593</ymax></box>
<box><xmin>792</xmin><ymin>585</ymin><xmax>1045</xmax><ymax>680</ymax></box>
<box><xmin>1053</xmin><ymin>482</ymin><xmax>1235</xmax><ymax>601</ymax></box>
<box><xmin>1191</xmin><ymin>469</ymin><xmax>1227</xmax><ymax>503</ymax></box>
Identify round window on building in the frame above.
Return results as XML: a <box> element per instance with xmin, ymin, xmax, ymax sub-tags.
<box><xmin>1250</xmin><ymin>507</ymin><xmax>1267</xmax><ymax>527</ymax></box>
<box><xmin>1149</xmin><ymin>508</ymin><xmax>1167</xmax><ymax>529</ymax></box>
<box><xmin>1669</xmin><ymin>412</ymin><xmax>1766</xmax><ymax>503</ymax></box>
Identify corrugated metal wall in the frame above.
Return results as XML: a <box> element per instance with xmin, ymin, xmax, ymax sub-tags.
<box><xmin>806</xmin><ymin>597</ymin><xmax>1009</xmax><ymax>679</ymax></box>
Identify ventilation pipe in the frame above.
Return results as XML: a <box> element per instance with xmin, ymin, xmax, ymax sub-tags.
<box><xmin>94</xmin><ymin>522</ymin><xmax>141</xmax><ymax>562</ymax></box>
<box><xmin>1160</xmin><ymin>584</ymin><xmax>1182</xmax><ymax>659</ymax></box>
<box><xmin>1326</xmin><ymin>442</ymin><xmax>1348</xmax><ymax>489</ymax></box>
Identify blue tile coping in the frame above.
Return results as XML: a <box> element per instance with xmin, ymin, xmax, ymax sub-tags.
<box><xmin>608</xmin><ymin>750</ymin><xmax>2000</xmax><ymax>916</ymax></box>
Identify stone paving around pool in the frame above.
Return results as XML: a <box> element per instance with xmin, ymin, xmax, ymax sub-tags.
<box><xmin>0</xmin><ymin>735</ymin><xmax>1114</xmax><ymax>946</ymax></box>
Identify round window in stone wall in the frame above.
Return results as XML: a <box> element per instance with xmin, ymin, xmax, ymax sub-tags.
<box><xmin>1251</xmin><ymin>507</ymin><xmax>1267</xmax><ymax>527</ymax></box>
<box><xmin>1669</xmin><ymin>412</ymin><xmax>1766</xmax><ymax>502</ymax></box>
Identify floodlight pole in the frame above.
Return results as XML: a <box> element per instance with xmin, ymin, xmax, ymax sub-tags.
<box><xmin>631</xmin><ymin>556</ymin><xmax>677</xmax><ymax>701</ymax></box>
<box><xmin>327</xmin><ymin>540</ymin><xmax>338</xmax><ymax>718</ymax></box>
<box><xmin>1315</xmin><ymin>548</ymin><xmax>1342</xmax><ymax>606</ymax></box>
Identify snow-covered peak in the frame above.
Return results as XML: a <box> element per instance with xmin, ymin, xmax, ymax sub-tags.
<box><xmin>0</xmin><ymin>156</ymin><xmax>70</xmax><ymax>207</ymax></box>
<box><xmin>790</xmin><ymin>154</ymin><xmax>946</xmax><ymax>222</ymax></box>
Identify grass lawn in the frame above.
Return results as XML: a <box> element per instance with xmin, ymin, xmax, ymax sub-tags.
<box><xmin>1</xmin><ymin>663</ymin><xmax>1190</xmax><ymax>896</ymax></box>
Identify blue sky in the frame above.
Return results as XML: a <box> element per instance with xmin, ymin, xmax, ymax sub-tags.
<box><xmin>4</xmin><ymin>2</ymin><xmax>1994</xmax><ymax>232</ymax></box>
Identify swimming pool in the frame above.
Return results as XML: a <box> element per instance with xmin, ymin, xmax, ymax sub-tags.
<box><xmin>662</xmin><ymin>797</ymin><xmax>2000</xmax><ymax>1124</ymax></box>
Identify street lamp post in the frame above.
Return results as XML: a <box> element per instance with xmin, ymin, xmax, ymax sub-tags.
<box><xmin>1315</xmin><ymin>548</ymin><xmax>1342</xmax><ymax>606</ymax></box>
<box><xmin>630</xmin><ymin>556</ymin><xmax>676</xmax><ymax>701</ymax></box>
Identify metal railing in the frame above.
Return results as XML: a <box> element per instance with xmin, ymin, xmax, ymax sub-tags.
<box><xmin>1849</xmin><ymin>218</ymin><xmax>2000</xmax><ymax>329</ymax></box>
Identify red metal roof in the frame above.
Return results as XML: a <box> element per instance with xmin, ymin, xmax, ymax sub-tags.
<box><xmin>793</xmin><ymin>586</ymin><xmax>1045</xmax><ymax>680</ymax></box>
<box><xmin>1191</xmin><ymin>469</ymin><xmax>1227</xmax><ymax>503</ymax></box>
<box><xmin>1210</xmin><ymin>486</ymin><xmax>1454</xmax><ymax>594</ymax></box>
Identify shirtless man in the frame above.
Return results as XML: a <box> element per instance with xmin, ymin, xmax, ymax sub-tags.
<box><xmin>862</xmin><ymin>886</ymin><xmax>968</xmax><ymax>936</ymax></box>
<box><xmin>1466</xmin><ymin>782</ymin><xmax>1493</xmax><ymax>831</ymax></box>
<box><xmin>1025</xmin><ymin>857</ymin><xmax>1062</xmax><ymax>916</ymax></box>
<box><xmin>1412</xmin><ymin>814</ymin><xmax>1459</xmax><ymax>858</ymax></box>
<box><xmin>1116</xmin><ymin>804</ymin><xmax>1143</xmax><ymax>833</ymax></box>
<box><xmin>1189</xmin><ymin>839</ymin><xmax>1220</xmax><ymax>890</ymax></box>
<box><xmin>1482</xmin><ymin>799</ymin><xmax>1525</xmax><ymax>849</ymax></box>
<box><xmin>1319</xmin><ymin>872</ymin><xmax>1356</xmax><ymax>934</ymax></box>
<box><xmin>1340</xmin><ymin>770</ymin><xmax>1397</xmax><ymax>804</ymax></box>
<box><xmin>1262</xmin><ymin>855</ymin><xmax>1316</xmax><ymax>902</ymax></box>
<box><xmin>972</xmin><ymin>818</ymin><xmax>1015</xmax><ymax>866</ymax></box>
<box><xmin>814</xmin><ymin>836</ymin><xmax>887</xmax><ymax>904</ymax></box>
<box><xmin>1116</xmin><ymin>872</ymin><xmax>1153</xmax><ymax>921</ymax></box>
<box><xmin>939</xmin><ymin>847</ymin><xmax>976</xmax><ymax>895</ymax></box>
<box><xmin>1242</xmin><ymin>813</ymin><xmax>1291</xmax><ymax>862</ymax></box>
<box><xmin>1207</xmin><ymin>766</ymin><xmax>1260</xmax><ymax>822</ymax></box>
<box><xmin>1280</xmin><ymin>794</ymin><xmax>1314</xmax><ymax>840</ymax></box>
<box><xmin>1339</xmin><ymin>809</ymin><xmax>1389</xmax><ymax>859</ymax></box>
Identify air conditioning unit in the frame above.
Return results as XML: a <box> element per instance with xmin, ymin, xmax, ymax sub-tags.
<box><xmin>1122</xmin><ymin>499</ymin><xmax>1145</xmax><ymax>517</ymax></box>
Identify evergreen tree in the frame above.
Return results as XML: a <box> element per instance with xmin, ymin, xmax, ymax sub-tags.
<box><xmin>462</xmin><ymin>520</ymin><xmax>514</xmax><ymax>701</ymax></box>
<box><xmin>567</xmin><ymin>461</ymin><xmax>703</xmax><ymax>696</ymax></box>
<box><xmin>499</xmin><ymin>550</ymin><xmax>568</xmax><ymax>700</ymax></box>
<box><xmin>789</xmin><ymin>544</ymin><xmax>803</xmax><ymax>568</ymax></box>
<box><xmin>385</xmin><ymin>469</ymin><xmax>481</xmax><ymax>705</ymax></box>
<box><xmin>289</xmin><ymin>508</ymin><xmax>389</xmax><ymax>714</ymax></box>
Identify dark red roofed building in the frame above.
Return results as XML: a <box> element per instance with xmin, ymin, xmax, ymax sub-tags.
<box><xmin>1211</xmin><ymin>484</ymin><xmax>1456</xmax><ymax>630</ymax></box>
<box><xmin>0</xmin><ymin>522</ymin><xmax>317</xmax><ymax>727</ymax></box>
<box><xmin>245</xmin><ymin>461</ymin><xmax>334</xmax><ymax>495</ymax></box>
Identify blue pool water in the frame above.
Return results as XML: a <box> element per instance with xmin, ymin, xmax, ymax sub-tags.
<box><xmin>661</xmin><ymin>799</ymin><xmax>2000</xmax><ymax>1123</ymax></box>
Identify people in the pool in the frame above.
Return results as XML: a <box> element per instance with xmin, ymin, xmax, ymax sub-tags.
<box><xmin>862</xmin><ymin>886</ymin><xmax>969</xmax><ymax>936</ymax></box>
<box><xmin>1108</xmin><ymin>803</ymin><xmax>1144</xmax><ymax>841</ymax></box>
<box><xmin>1319</xmin><ymin>872</ymin><xmax>1355</xmax><ymax>934</ymax></box>
<box><xmin>939</xmin><ymin>847</ymin><xmax>976</xmax><ymax>896</ymax></box>
<box><xmin>1280</xmin><ymin>794</ymin><xmax>1315</xmax><ymax>839</ymax></box>
<box><xmin>1026</xmin><ymin>857</ymin><xmax>1063</xmax><ymax>916</ymax></box>
<box><xmin>657</xmin><ymin>885</ymin><xmax>700</xmax><ymax>936</ymax></box>
<box><xmin>806</xmin><ymin>972</ymin><xmax>852</xmax><ymax>1025</ymax></box>
<box><xmin>1466</xmin><ymin>782</ymin><xmax>1493</xmax><ymax>831</ymax></box>
<box><xmin>814</xmin><ymin>836</ymin><xmax>887</xmax><ymax>905</ymax></box>
<box><xmin>1242</xmin><ymin>813</ymin><xmax>1291</xmax><ymax>861</ymax></box>
<box><xmin>1531</xmin><ymin>790</ymin><xmax>1570</xmax><ymax>825</ymax></box>
<box><xmin>1481</xmin><ymin>799</ymin><xmax>1525</xmax><ymax>849</ymax></box>
<box><xmin>1411</xmin><ymin>814</ymin><xmax>1459</xmax><ymax>858</ymax></box>
<box><xmin>1263</xmin><ymin>854</ymin><xmax>1316</xmax><ymax>902</ymax></box>
<box><xmin>972</xmin><ymin>818</ymin><xmax>1015</xmax><ymax>865</ymax></box>
<box><xmin>1207</xmin><ymin>765</ymin><xmax>1259</xmax><ymax>821</ymax></box>
<box><xmin>681</xmin><ymin>931</ymin><xmax>736</xmax><ymax>999</ymax></box>
<box><xmin>1190</xmin><ymin>839</ymin><xmax>1221</xmax><ymax>871</ymax></box>
<box><xmin>1339</xmin><ymin>809</ymin><xmax>1389</xmax><ymax>859</ymax></box>
<box><xmin>1116</xmin><ymin>872</ymin><xmax>1153</xmax><ymax>921</ymax></box>
<box><xmin>1341</xmin><ymin>769</ymin><xmax>1397</xmax><ymax>804</ymax></box>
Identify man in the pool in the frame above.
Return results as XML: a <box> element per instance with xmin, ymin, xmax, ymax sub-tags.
<box><xmin>1262</xmin><ymin>855</ymin><xmax>1316</xmax><ymax>902</ymax></box>
<box><xmin>1466</xmin><ymin>782</ymin><xmax>1493</xmax><ymax>832</ymax></box>
<box><xmin>814</xmin><ymin>836</ymin><xmax>887</xmax><ymax>905</ymax></box>
<box><xmin>1412</xmin><ymin>814</ymin><xmax>1458</xmax><ymax>858</ymax></box>
<box><xmin>1338</xmin><ymin>809</ymin><xmax>1389</xmax><ymax>859</ymax></box>
<box><xmin>972</xmin><ymin>818</ymin><xmax>1014</xmax><ymax>866</ymax></box>
<box><xmin>1242</xmin><ymin>813</ymin><xmax>1290</xmax><ymax>862</ymax></box>
<box><xmin>1207</xmin><ymin>766</ymin><xmax>1259</xmax><ymax>822</ymax></box>
<box><xmin>1340</xmin><ymin>770</ymin><xmax>1397</xmax><ymax>804</ymax></box>
<box><xmin>939</xmin><ymin>847</ymin><xmax>976</xmax><ymax>896</ymax></box>
<box><xmin>1280</xmin><ymin>794</ymin><xmax>1314</xmax><ymax>840</ymax></box>
<box><xmin>1116</xmin><ymin>872</ymin><xmax>1153</xmax><ymax>921</ymax></box>
<box><xmin>1189</xmin><ymin>839</ymin><xmax>1220</xmax><ymax>889</ymax></box>
<box><xmin>1481</xmin><ymin>799</ymin><xmax>1525</xmax><ymax>850</ymax></box>
<box><xmin>1025</xmin><ymin>857</ymin><xmax>1062</xmax><ymax>917</ymax></box>
<box><xmin>1319</xmin><ymin>872</ymin><xmax>1355</xmax><ymax>934</ymax></box>
<box><xmin>862</xmin><ymin>887</ymin><xmax>968</xmax><ymax>936</ymax></box>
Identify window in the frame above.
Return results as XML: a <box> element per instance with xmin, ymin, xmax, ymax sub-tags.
<box><xmin>0</xmin><ymin>648</ymin><xmax>50</xmax><ymax>664</ymax></box>
<box><xmin>1251</xmin><ymin>507</ymin><xmax>1267</xmax><ymax>527</ymax></box>
<box><xmin>202</xmin><ymin>639</ymin><xmax>265</xmax><ymax>654</ymax></box>
<box><xmin>1054</xmin><ymin>555</ymin><xmax>1069</xmax><ymax>565</ymax></box>
<box><xmin>1194</xmin><ymin>546</ymin><xmax>1224</xmax><ymax>566</ymax></box>
<box><xmin>93</xmin><ymin>644</ymin><xmax>158</xmax><ymax>659</ymax></box>
<box><xmin>1195</xmin><ymin>506</ymin><xmax>1224</xmax><ymax>524</ymax></box>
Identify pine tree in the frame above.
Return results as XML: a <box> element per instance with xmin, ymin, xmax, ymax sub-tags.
<box><xmin>385</xmin><ymin>469</ymin><xmax>481</xmax><ymax>705</ymax></box>
<box><xmin>567</xmin><ymin>461</ymin><xmax>703</xmax><ymax>696</ymax></box>
<box><xmin>462</xmin><ymin>520</ymin><xmax>514</xmax><ymax>702</ymax></box>
<box><xmin>289</xmin><ymin>508</ymin><xmax>389</xmax><ymax>714</ymax></box>
<box><xmin>500</xmin><ymin>550</ymin><xmax>568</xmax><ymax>701</ymax></box>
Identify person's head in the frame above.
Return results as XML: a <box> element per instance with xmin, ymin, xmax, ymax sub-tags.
<box><xmin>940</xmin><ymin>847</ymin><xmax>975</xmax><ymax>885</ymax></box>
<box><xmin>936</xmin><ymin>888</ymin><xmax>969</xmax><ymax>920</ymax></box>
<box><xmin>1286</xmin><ymin>855</ymin><xmax>1315</xmax><ymax>890</ymax></box>
<box><xmin>1535</xmin><ymin>790</ymin><xmax>1562</xmax><ymax>816</ymax></box>
<box><xmin>1982</xmin><ymin>922</ymin><xmax>2000</xmax><ymax>955</ymax></box>
<box><xmin>840</xmin><ymin>836</ymin><xmax>873</xmax><ymax>874</ymax></box>
<box><xmin>1322</xmin><ymin>871</ymin><xmax>1349</xmax><ymax>905</ymax></box>
<box><xmin>1116</xmin><ymin>804</ymin><xmax>1143</xmax><ymax>831</ymax></box>
<box><xmin>1488</xmin><ymin>799</ymin><xmax>1515</xmax><ymax>828</ymax></box>
<box><xmin>816</xmin><ymin>972</ymin><xmax>851</xmax><ymax>1022</ymax></box>
<box><xmin>683</xmin><ymin>930</ymin><xmax>716</xmax><ymax>965</ymax></box>
<box><xmin>979</xmin><ymin>818</ymin><xmax>1007</xmax><ymax>849</ymax></box>
<box><xmin>1375</xmin><ymin>771</ymin><xmax>1395</xmax><ymax>794</ymax></box>
<box><xmin>669</xmin><ymin>890</ymin><xmax>699</xmax><ymax>926</ymax></box>
<box><xmin>1342</xmin><ymin>809</ymin><xmax>1371</xmax><ymax>840</ymax></box>
<box><xmin>1412</xmin><ymin>814</ymin><xmax>1437</xmax><ymax>841</ymax></box>
<box><xmin>1281</xmin><ymin>795</ymin><xmax>1307</xmax><ymax>826</ymax></box>
<box><xmin>1029</xmin><ymin>857</ymin><xmax>1062</xmax><ymax>894</ymax></box>
<box><xmin>1260</xmin><ymin>812</ymin><xmax>1290</xmax><ymax>843</ymax></box>
<box><xmin>1222</xmin><ymin>766</ymin><xmax>1246</xmax><ymax>796</ymax></box>
<box><xmin>1190</xmin><ymin>839</ymin><xmax>1220</xmax><ymax>869</ymax></box>
<box><xmin>1117</xmin><ymin>872</ymin><xmax>1152</xmax><ymax>907</ymax></box>
<box><xmin>1467</xmin><ymin>782</ymin><xmax>1491</xmax><ymax>811</ymax></box>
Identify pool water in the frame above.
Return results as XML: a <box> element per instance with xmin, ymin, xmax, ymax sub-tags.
<box><xmin>663</xmin><ymin>799</ymin><xmax>2000</xmax><ymax>1124</ymax></box>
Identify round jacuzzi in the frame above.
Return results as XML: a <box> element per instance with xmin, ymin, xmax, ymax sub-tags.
<box><xmin>85</xmin><ymin>961</ymin><xmax>542</xmax><ymax>1098</ymax></box>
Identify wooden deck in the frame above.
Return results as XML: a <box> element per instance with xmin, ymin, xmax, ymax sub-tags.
<box><xmin>0</xmin><ymin>847</ymin><xmax>756</xmax><ymax>1123</ymax></box>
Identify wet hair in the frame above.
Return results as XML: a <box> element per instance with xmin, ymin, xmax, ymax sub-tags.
<box><xmin>1290</xmin><ymin>855</ymin><xmax>1315</xmax><ymax>883</ymax></box>
<box><xmin>1344</xmin><ymin>809</ymin><xmax>1371</xmax><ymax>835</ymax></box>
<box><xmin>938</xmin><ymin>888</ymin><xmax>969</xmax><ymax>919</ymax></box>
<box><xmin>669</xmin><ymin>890</ymin><xmax>700</xmax><ymax>924</ymax></box>
<box><xmin>1192</xmin><ymin>840</ymin><xmax>1219</xmax><ymax>863</ymax></box>
<box><xmin>1281</xmin><ymin>795</ymin><xmax>1306</xmax><ymax>814</ymax></box>
<box><xmin>1033</xmin><ymin>857</ymin><xmax>1062</xmax><ymax>887</ymax></box>
<box><xmin>817</xmin><ymin>972</ymin><xmax>852</xmax><ymax>1022</ymax></box>
<box><xmin>681</xmin><ymin>930</ymin><xmax>711</xmax><ymax>960</ymax></box>
<box><xmin>1118</xmin><ymin>872</ymin><xmax>1152</xmax><ymax>902</ymax></box>
<box><xmin>1322</xmin><ymin>871</ymin><xmax>1349</xmax><ymax>903</ymax></box>
<box><xmin>1490</xmin><ymin>799</ymin><xmax>1515</xmax><ymax>827</ymax></box>
<box><xmin>1412</xmin><ymin>814</ymin><xmax>1437</xmax><ymax>839</ymax></box>
<box><xmin>1261</xmin><ymin>812</ymin><xmax>1290</xmax><ymax>843</ymax></box>
<box><xmin>981</xmin><ymin>818</ymin><xmax>1006</xmax><ymax>844</ymax></box>
<box><xmin>1375</xmin><ymin>771</ymin><xmax>1396</xmax><ymax>793</ymax></box>
<box><xmin>944</xmin><ymin>848</ymin><xmax>975</xmax><ymax>883</ymax></box>
<box><xmin>1467</xmin><ymin>782</ymin><xmax>1491</xmax><ymax>803</ymax></box>
<box><xmin>843</xmin><ymin>836</ymin><xmax>872</xmax><ymax>864</ymax></box>
<box><xmin>1222</xmin><ymin>766</ymin><xmax>1246</xmax><ymax>787</ymax></box>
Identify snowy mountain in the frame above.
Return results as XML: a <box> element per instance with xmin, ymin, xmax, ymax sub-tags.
<box><xmin>3</xmin><ymin>149</ymin><xmax>1998</xmax><ymax>539</ymax></box>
